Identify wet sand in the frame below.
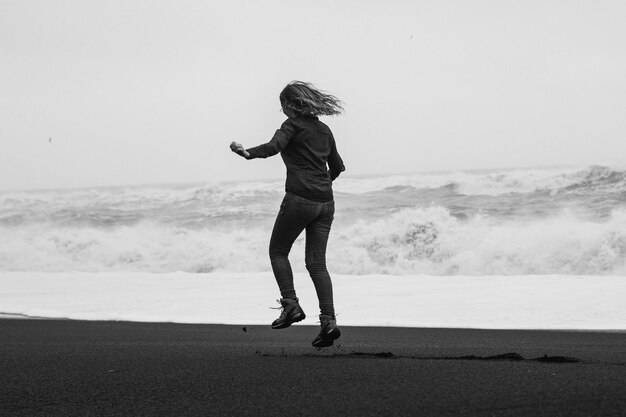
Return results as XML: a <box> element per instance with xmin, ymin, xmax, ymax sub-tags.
<box><xmin>1</xmin><ymin>319</ymin><xmax>625</xmax><ymax>416</ymax></box>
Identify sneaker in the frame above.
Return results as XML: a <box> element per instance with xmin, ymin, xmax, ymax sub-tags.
<box><xmin>311</xmin><ymin>314</ymin><xmax>341</xmax><ymax>348</ymax></box>
<box><xmin>271</xmin><ymin>298</ymin><xmax>306</xmax><ymax>329</ymax></box>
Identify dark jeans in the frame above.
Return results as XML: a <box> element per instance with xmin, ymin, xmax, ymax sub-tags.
<box><xmin>269</xmin><ymin>192</ymin><xmax>335</xmax><ymax>317</ymax></box>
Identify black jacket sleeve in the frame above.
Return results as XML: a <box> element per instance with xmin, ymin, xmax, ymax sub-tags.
<box><xmin>245</xmin><ymin>120</ymin><xmax>296</xmax><ymax>159</ymax></box>
<box><xmin>327</xmin><ymin>135</ymin><xmax>345</xmax><ymax>181</ymax></box>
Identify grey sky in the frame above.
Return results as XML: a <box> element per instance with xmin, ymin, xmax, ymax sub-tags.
<box><xmin>1</xmin><ymin>0</ymin><xmax>625</xmax><ymax>190</ymax></box>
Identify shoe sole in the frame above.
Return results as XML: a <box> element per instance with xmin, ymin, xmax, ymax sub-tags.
<box><xmin>271</xmin><ymin>312</ymin><xmax>306</xmax><ymax>329</ymax></box>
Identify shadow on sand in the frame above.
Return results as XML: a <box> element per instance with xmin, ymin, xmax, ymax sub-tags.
<box><xmin>255</xmin><ymin>349</ymin><xmax>584</xmax><ymax>363</ymax></box>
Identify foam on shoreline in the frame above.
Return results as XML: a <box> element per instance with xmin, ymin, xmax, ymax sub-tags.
<box><xmin>1</xmin><ymin>272</ymin><xmax>624</xmax><ymax>330</ymax></box>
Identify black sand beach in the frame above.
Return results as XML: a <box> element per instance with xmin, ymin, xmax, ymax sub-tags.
<box><xmin>1</xmin><ymin>319</ymin><xmax>625</xmax><ymax>416</ymax></box>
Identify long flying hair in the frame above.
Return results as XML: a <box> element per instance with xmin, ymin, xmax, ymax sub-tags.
<box><xmin>280</xmin><ymin>81</ymin><xmax>344</xmax><ymax>117</ymax></box>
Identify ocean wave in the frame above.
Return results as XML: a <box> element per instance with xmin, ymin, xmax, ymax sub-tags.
<box><xmin>2</xmin><ymin>166</ymin><xmax>626</xmax><ymax>275</ymax></box>
<box><xmin>329</xmin><ymin>206</ymin><xmax>626</xmax><ymax>275</ymax></box>
<box><xmin>0</xmin><ymin>222</ymin><xmax>272</xmax><ymax>273</ymax></box>
<box><xmin>334</xmin><ymin>166</ymin><xmax>626</xmax><ymax>197</ymax></box>
<box><xmin>2</xmin><ymin>166</ymin><xmax>625</xmax><ymax>222</ymax></box>
<box><xmin>0</xmin><ymin>182</ymin><xmax>283</xmax><ymax>228</ymax></box>
<box><xmin>557</xmin><ymin>165</ymin><xmax>626</xmax><ymax>195</ymax></box>
<box><xmin>2</xmin><ymin>206</ymin><xmax>626</xmax><ymax>276</ymax></box>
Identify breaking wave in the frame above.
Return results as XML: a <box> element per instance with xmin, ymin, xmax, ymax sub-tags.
<box><xmin>1</xmin><ymin>166</ymin><xmax>626</xmax><ymax>275</ymax></box>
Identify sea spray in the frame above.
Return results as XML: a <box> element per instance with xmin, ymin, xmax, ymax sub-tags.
<box><xmin>2</xmin><ymin>166</ymin><xmax>626</xmax><ymax>275</ymax></box>
<box><xmin>329</xmin><ymin>206</ymin><xmax>626</xmax><ymax>275</ymax></box>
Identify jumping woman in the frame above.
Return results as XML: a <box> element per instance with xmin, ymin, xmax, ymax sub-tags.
<box><xmin>229</xmin><ymin>81</ymin><xmax>345</xmax><ymax>348</ymax></box>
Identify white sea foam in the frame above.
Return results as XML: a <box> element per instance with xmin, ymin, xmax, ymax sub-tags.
<box><xmin>0</xmin><ymin>222</ymin><xmax>271</xmax><ymax>273</ymax></box>
<box><xmin>1</xmin><ymin>166</ymin><xmax>626</xmax><ymax>275</ymax></box>
<box><xmin>2</xmin><ymin>206</ymin><xmax>625</xmax><ymax>275</ymax></box>
<box><xmin>2</xmin><ymin>167</ymin><xmax>625</xmax><ymax>329</ymax></box>
<box><xmin>1</xmin><ymin>272</ymin><xmax>624</xmax><ymax>329</ymax></box>
<box><xmin>331</xmin><ymin>206</ymin><xmax>626</xmax><ymax>275</ymax></box>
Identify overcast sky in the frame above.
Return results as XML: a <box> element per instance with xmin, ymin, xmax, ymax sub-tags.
<box><xmin>1</xmin><ymin>0</ymin><xmax>625</xmax><ymax>190</ymax></box>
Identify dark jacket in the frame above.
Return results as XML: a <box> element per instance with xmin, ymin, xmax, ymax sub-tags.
<box><xmin>246</xmin><ymin>115</ymin><xmax>345</xmax><ymax>202</ymax></box>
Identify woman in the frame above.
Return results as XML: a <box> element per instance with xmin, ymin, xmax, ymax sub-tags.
<box><xmin>230</xmin><ymin>81</ymin><xmax>345</xmax><ymax>347</ymax></box>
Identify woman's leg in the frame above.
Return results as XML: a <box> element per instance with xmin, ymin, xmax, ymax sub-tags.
<box><xmin>305</xmin><ymin>200</ymin><xmax>335</xmax><ymax>317</ymax></box>
<box><xmin>269</xmin><ymin>194</ymin><xmax>312</xmax><ymax>299</ymax></box>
